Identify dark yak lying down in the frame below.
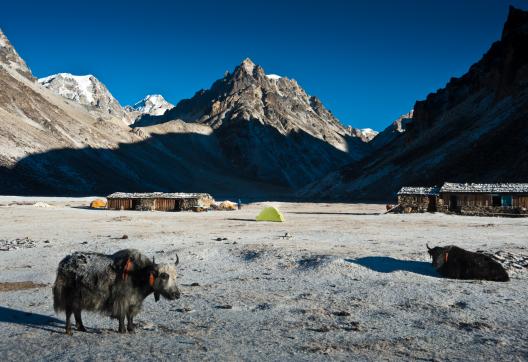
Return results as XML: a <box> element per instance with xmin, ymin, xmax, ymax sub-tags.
<box><xmin>427</xmin><ymin>244</ymin><xmax>509</xmax><ymax>282</ymax></box>
<box><xmin>53</xmin><ymin>249</ymin><xmax>180</xmax><ymax>334</ymax></box>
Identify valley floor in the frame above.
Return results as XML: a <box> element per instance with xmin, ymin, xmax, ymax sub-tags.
<box><xmin>0</xmin><ymin>197</ymin><xmax>527</xmax><ymax>361</ymax></box>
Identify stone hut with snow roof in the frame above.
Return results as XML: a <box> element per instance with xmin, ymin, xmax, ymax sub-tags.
<box><xmin>396</xmin><ymin>186</ymin><xmax>440</xmax><ymax>213</ymax></box>
<box><xmin>106</xmin><ymin>192</ymin><xmax>214</xmax><ymax>211</ymax></box>
<box><xmin>395</xmin><ymin>183</ymin><xmax>528</xmax><ymax>216</ymax></box>
<box><xmin>438</xmin><ymin>183</ymin><xmax>528</xmax><ymax>216</ymax></box>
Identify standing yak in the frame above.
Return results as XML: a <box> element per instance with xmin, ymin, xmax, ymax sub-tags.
<box><xmin>426</xmin><ymin>244</ymin><xmax>509</xmax><ymax>282</ymax></box>
<box><xmin>53</xmin><ymin>249</ymin><xmax>180</xmax><ymax>334</ymax></box>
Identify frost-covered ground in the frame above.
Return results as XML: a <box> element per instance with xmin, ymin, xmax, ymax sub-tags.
<box><xmin>0</xmin><ymin>197</ymin><xmax>527</xmax><ymax>361</ymax></box>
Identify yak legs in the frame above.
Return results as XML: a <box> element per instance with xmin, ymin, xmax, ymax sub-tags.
<box><xmin>74</xmin><ymin>309</ymin><xmax>87</xmax><ymax>332</ymax></box>
<box><xmin>118</xmin><ymin>316</ymin><xmax>127</xmax><ymax>333</ymax></box>
<box><xmin>65</xmin><ymin>308</ymin><xmax>87</xmax><ymax>335</ymax></box>
<box><xmin>127</xmin><ymin>313</ymin><xmax>135</xmax><ymax>333</ymax></box>
<box><xmin>117</xmin><ymin>313</ymin><xmax>135</xmax><ymax>333</ymax></box>
<box><xmin>65</xmin><ymin>308</ymin><xmax>73</xmax><ymax>335</ymax></box>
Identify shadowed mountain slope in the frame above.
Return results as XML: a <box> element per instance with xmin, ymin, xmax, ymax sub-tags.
<box><xmin>134</xmin><ymin>58</ymin><xmax>369</xmax><ymax>188</ymax></box>
<box><xmin>0</xmin><ymin>29</ymin><xmax>360</xmax><ymax>196</ymax></box>
<box><xmin>301</xmin><ymin>6</ymin><xmax>528</xmax><ymax>201</ymax></box>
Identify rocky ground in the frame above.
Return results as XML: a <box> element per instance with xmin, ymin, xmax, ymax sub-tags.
<box><xmin>0</xmin><ymin>197</ymin><xmax>527</xmax><ymax>361</ymax></box>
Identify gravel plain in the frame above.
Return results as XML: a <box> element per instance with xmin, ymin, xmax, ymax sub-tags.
<box><xmin>0</xmin><ymin>197</ymin><xmax>527</xmax><ymax>361</ymax></box>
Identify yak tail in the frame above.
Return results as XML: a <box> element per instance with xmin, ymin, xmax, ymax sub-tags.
<box><xmin>52</xmin><ymin>272</ymin><xmax>68</xmax><ymax>313</ymax></box>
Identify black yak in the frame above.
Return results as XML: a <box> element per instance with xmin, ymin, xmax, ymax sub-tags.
<box><xmin>426</xmin><ymin>244</ymin><xmax>509</xmax><ymax>282</ymax></box>
<box><xmin>53</xmin><ymin>249</ymin><xmax>180</xmax><ymax>334</ymax></box>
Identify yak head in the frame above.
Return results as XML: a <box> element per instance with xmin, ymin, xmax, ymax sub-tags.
<box><xmin>152</xmin><ymin>254</ymin><xmax>180</xmax><ymax>302</ymax></box>
<box><xmin>426</xmin><ymin>244</ymin><xmax>449</xmax><ymax>269</ymax></box>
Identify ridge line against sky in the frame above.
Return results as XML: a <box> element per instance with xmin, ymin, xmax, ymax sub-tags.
<box><xmin>1</xmin><ymin>0</ymin><xmax>527</xmax><ymax>130</ymax></box>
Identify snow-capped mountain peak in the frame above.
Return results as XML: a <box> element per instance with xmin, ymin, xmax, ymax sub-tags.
<box><xmin>38</xmin><ymin>72</ymin><xmax>133</xmax><ymax>124</ymax></box>
<box><xmin>347</xmin><ymin>126</ymin><xmax>379</xmax><ymax>142</ymax></box>
<box><xmin>39</xmin><ymin>73</ymin><xmax>96</xmax><ymax>104</ymax></box>
<box><xmin>240</xmin><ymin>57</ymin><xmax>256</xmax><ymax>74</ymax></box>
<box><xmin>130</xmin><ymin>94</ymin><xmax>174</xmax><ymax>116</ymax></box>
<box><xmin>359</xmin><ymin>128</ymin><xmax>379</xmax><ymax>141</ymax></box>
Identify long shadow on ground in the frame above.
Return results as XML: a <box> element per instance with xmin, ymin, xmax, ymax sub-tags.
<box><xmin>0</xmin><ymin>306</ymin><xmax>64</xmax><ymax>333</ymax></box>
<box><xmin>346</xmin><ymin>256</ymin><xmax>440</xmax><ymax>277</ymax></box>
<box><xmin>288</xmin><ymin>212</ymin><xmax>381</xmax><ymax>216</ymax></box>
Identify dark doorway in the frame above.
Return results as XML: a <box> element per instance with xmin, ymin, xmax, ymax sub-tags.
<box><xmin>492</xmin><ymin>195</ymin><xmax>501</xmax><ymax>207</ymax></box>
<box><xmin>449</xmin><ymin>195</ymin><xmax>458</xmax><ymax>211</ymax></box>
<box><xmin>174</xmin><ymin>199</ymin><xmax>184</xmax><ymax>211</ymax></box>
<box><xmin>427</xmin><ymin>196</ymin><xmax>437</xmax><ymax>212</ymax></box>
<box><xmin>132</xmin><ymin>199</ymin><xmax>140</xmax><ymax>210</ymax></box>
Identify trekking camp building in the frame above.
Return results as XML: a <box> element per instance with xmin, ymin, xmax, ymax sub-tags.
<box><xmin>397</xmin><ymin>186</ymin><xmax>440</xmax><ymax>213</ymax></box>
<box><xmin>438</xmin><ymin>183</ymin><xmax>528</xmax><ymax>216</ymax></box>
<box><xmin>396</xmin><ymin>183</ymin><xmax>528</xmax><ymax>216</ymax></box>
<box><xmin>106</xmin><ymin>192</ymin><xmax>214</xmax><ymax>211</ymax></box>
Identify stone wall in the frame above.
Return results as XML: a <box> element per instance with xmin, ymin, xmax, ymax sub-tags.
<box><xmin>137</xmin><ymin>198</ymin><xmax>156</xmax><ymax>211</ymax></box>
<box><xmin>437</xmin><ymin>194</ymin><xmax>528</xmax><ymax>216</ymax></box>
<box><xmin>458</xmin><ymin>205</ymin><xmax>527</xmax><ymax>217</ymax></box>
<box><xmin>397</xmin><ymin>195</ymin><xmax>431</xmax><ymax>213</ymax></box>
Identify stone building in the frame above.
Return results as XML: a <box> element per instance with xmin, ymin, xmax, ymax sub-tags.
<box><xmin>396</xmin><ymin>186</ymin><xmax>440</xmax><ymax>213</ymax></box>
<box><xmin>106</xmin><ymin>192</ymin><xmax>214</xmax><ymax>211</ymax></box>
<box><xmin>395</xmin><ymin>183</ymin><xmax>528</xmax><ymax>216</ymax></box>
<box><xmin>438</xmin><ymin>183</ymin><xmax>528</xmax><ymax>216</ymax></box>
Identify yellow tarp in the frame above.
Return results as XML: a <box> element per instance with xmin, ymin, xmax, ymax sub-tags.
<box><xmin>219</xmin><ymin>201</ymin><xmax>237</xmax><ymax>210</ymax></box>
<box><xmin>90</xmin><ymin>199</ymin><xmax>107</xmax><ymax>209</ymax></box>
<box><xmin>256</xmin><ymin>206</ymin><xmax>285</xmax><ymax>222</ymax></box>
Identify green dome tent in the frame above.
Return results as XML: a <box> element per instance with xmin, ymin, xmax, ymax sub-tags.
<box><xmin>256</xmin><ymin>206</ymin><xmax>285</xmax><ymax>222</ymax></box>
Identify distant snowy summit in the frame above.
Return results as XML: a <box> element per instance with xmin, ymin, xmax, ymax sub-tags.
<box><xmin>348</xmin><ymin>127</ymin><xmax>379</xmax><ymax>142</ymax></box>
<box><xmin>38</xmin><ymin>73</ymin><xmax>133</xmax><ymax>124</ymax></box>
<box><xmin>128</xmin><ymin>94</ymin><xmax>174</xmax><ymax>116</ymax></box>
<box><xmin>39</xmin><ymin>73</ymin><xmax>99</xmax><ymax>105</ymax></box>
<box><xmin>359</xmin><ymin>128</ymin><xmax>379</xmax><ymax>141</ymax></box>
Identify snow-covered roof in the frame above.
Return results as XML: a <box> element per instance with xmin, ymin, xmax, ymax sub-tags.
<box><xmin>397</xmin><ymin>186</ymin><xmax>440</xmax><ymax>196</ymax></box>
<box><xmin>440</xmin><ymin>183</ymin><xmax>528</xmax><ymax>194</ymax></box>
<box><xmin>107</xmin><ymin>192</ymin><xmax>212</xmax><ymax>199</ymax></box>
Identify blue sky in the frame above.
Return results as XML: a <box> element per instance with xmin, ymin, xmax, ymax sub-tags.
<box><xmin>1</xmin><ymin>0</ymin><xmax>526</xmax><ymax>130</ymax></box>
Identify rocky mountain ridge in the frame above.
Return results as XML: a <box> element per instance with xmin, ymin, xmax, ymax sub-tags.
<box><xmin>38</xmin><ymin>73</ymin><xmax>134</xmax><ymax>125</ymax></box>
<box><xmin>135</xmin><ymin>57</ymin><xmax>370</xmax><ymax>188</ymax></box>
<box><xmin>0</xmin><ymin>60</ymin><xmax>287</xmax><ymax>196</ymax></box>
<box><xmin>369</xmin><ymin>110</ymin><xmax>413</xmax><ymax>150</ymax></box>
<box><xmin>142</xmin><ymin>58</ymin><xmax>364</xmax><ymax>150</ymax></box>
<box><xmin>301</xmin><ymin>6</ymin><xmax>528</xmax><ymax>201</ymax></box>
<box><xmin>2</xmin><ymin>7</ymin><xmax>526</xmax><ymax>199</ymax></box>
<box><xmin>0</xmin><ymin>28</ymin><xmax>33</xmax><ymax>80</ymax></box>
<box><xmin>0</xmin><ymin>31</ymin><xmax>365</xmax><ymax>195</ymax></box>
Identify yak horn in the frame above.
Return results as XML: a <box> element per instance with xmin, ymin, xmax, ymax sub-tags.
<box><xmin>175</xmin><ymin>254</ymin><xmax>179</xmax><ymax>266</ymax></box>
<box><xmin>152</xmin><ymin>256</ymin><xmax>156</xmax><ymax>265</ymax></box>
<box><xmin>426</xmin><ymin>243</ymin><xmax>432</xmax><ymax>251</ymax></box>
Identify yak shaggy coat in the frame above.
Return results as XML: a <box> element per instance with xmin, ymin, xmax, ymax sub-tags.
<box><xmin>53</xmin><ymin>249</ymin><xmax>180</xmax><ymax>334</ymax></box>
<box><xmin>427</xmin><ymin>244</ymin><xmax>509</xmax><ymax>282</ymax></box>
